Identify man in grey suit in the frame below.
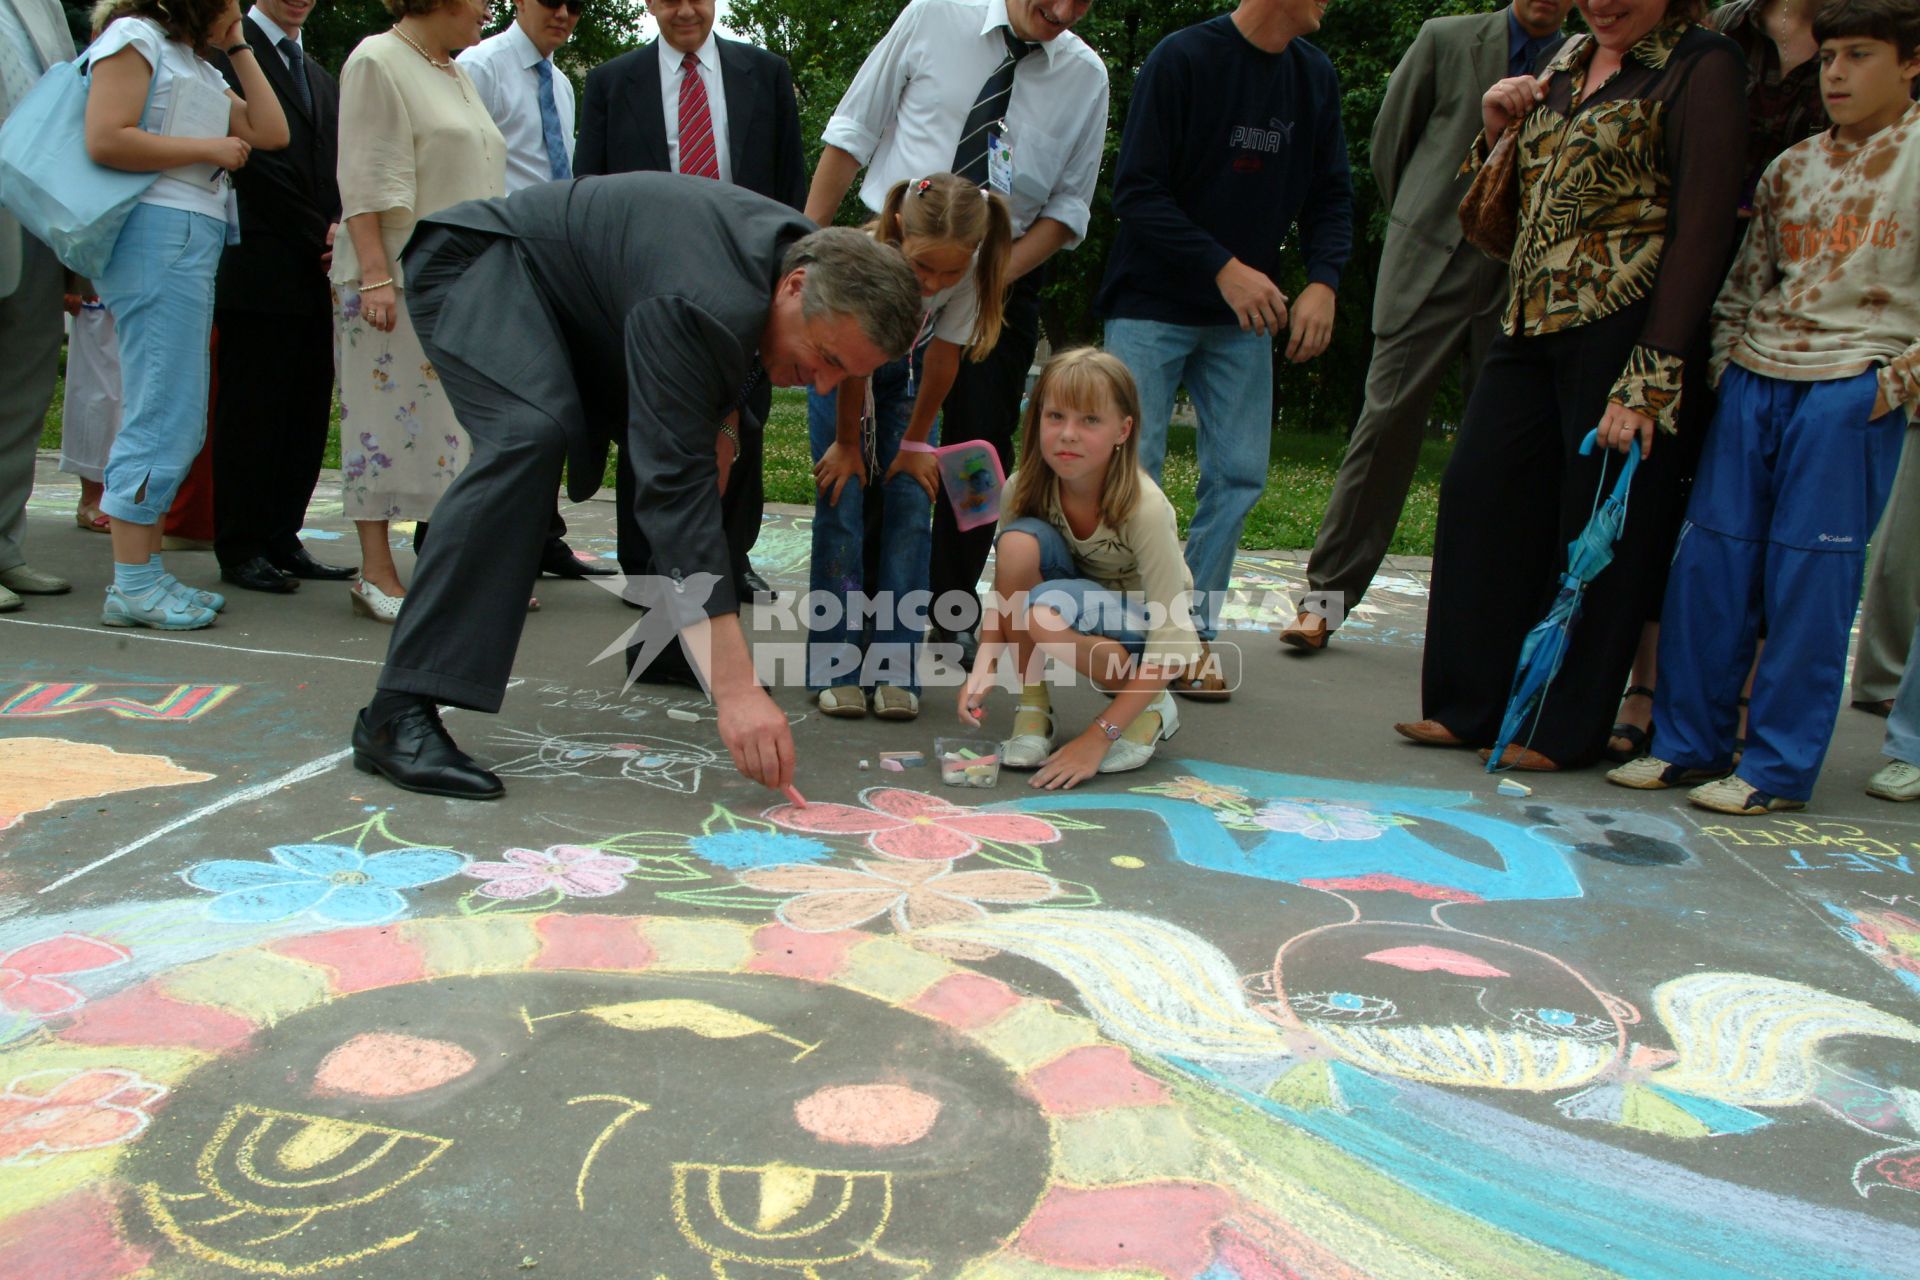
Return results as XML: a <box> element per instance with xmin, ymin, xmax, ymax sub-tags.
<box><xmin>0</xmin><ymin>0</ymin><xmax>75</xmax><ymax>613</ymax></box>
<box><xmin>1281</xmin><ymin>0</ymin><xmax>1569</xmax><ymax>652</ymax></box>
<box><xmin>350</xmin><ymin>175</ymin><xmax>922</xmax><ymax>801</ymax></box>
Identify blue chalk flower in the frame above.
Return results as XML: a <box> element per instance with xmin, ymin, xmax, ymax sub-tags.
<box><xmin>687</xmin><ymin>831</ymin><xmax>832</xmax><ymax>871</ymax></box>
<box><xmin>183</xmin><ymin>843</ymin><xmax>466</xmax><ymax>925</ymax></box>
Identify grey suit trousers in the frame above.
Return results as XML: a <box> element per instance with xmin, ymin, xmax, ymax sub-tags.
<box><xmin>0</xmin><ymin>238</ymin><xmax>64</xmax><ymax>573</ymax></box>
<box><xmin>1851</xmin><ymin>427</ymin><xmax>1920</xmax><ymax>703</ymax></box>
<box><xmin>1305</xmin><ymin>248</ymin><xmax>1506</xmax><ymax>622</ymax></box>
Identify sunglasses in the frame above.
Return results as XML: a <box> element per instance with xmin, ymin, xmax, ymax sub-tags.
<box><xmin>535</xmin><ymin>0</ymin><xmax>584</xmax><ymax>12</ymax></box>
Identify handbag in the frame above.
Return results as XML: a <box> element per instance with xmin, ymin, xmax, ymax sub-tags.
<box><xmin>1458</xmin><ymin>36</ymin><xmax>1588</xmax><ymax>264</ymax></box>
<box><xmin>0</xmin><ymin>49</ymin><xmax>158</xmax><ymax>278</ymax></box>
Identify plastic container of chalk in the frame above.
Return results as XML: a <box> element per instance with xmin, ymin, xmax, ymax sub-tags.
<box><xmin>935</xmin><ymin>738</ymin><xmax>1001</xmax><ymax>788</ymax></box>
<box><xmin>933</xmin><ymin>441</ymin><xmax>1006</xmax><ymax>533</ymax></box>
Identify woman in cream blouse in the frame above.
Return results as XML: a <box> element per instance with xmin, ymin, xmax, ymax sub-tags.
<box><xmin>333</xmin><ymin>0</ymin><xmax>504</xmax><ymax>621</ymax></box>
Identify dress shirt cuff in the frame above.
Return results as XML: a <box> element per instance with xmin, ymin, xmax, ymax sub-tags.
<box><xmin>1608</xmin><ymin>344</ymin><xmax>1685</xmax><ymax>435</ymax></box>
<box><xmin>821</xmin><ymin>116</ymin><xmax>880</xmax><ymax>165</ymax></box>
<box><xmin>1034</xmin><ymin>196</ymin><xmax>1091</xmax><ymax>247</ymax></box>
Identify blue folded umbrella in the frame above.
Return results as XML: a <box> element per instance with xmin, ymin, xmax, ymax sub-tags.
<box><xmin>1488</xmin><ymin>429</ymin><xmax>1642</xmax><ymax>771</ymax></box>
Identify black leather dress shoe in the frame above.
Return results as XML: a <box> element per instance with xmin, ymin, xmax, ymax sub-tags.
<box><xmin>542</xmin><ymin>540</ymin><xmax>617</xmax><ymax>578</ymax></box>
<box><xmin>270</xmin><ymin>547</ymin><xmax>357</xmax><ymax>580</ymax></box>
<box><xmin>351</xmin><ymin>703</ymin><xmax>503</xmax><ymax>800</ymax></box>
<box><xmin>220</xmin><ymin>556</ymin><xmax>299</xmax><ymax>593</ymax></box>
<box><xmin>736</xmin><ymin>566</ymin><xmax>777</xmax><ymax>603</ymax></box>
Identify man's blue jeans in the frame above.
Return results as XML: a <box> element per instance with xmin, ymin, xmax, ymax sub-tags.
<box><xmin>806</xmin><ymin>352</ymin><xmax>935</xmax><ymax>692</ymax></box>
<box><xmin>1103</xmin><ymin>317</ymin><xmax>1272</xmax><ymax>639</ymax></box>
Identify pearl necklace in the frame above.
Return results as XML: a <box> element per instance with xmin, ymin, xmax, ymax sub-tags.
<box><xmin>392</xmin><ymin>24</ymin><xmax>452</xmax><ymax>70</ymax></box>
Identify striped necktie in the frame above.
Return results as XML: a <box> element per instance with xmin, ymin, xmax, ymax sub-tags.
<box><xmin>952</xmin><ymin>27</ymin><xmax>1036</xmax><ymax>185</ymax></box>
<box><xmin>677</xmin><ymin>51</ymin><xmax>719</xmax><ymax>180</ymax></box>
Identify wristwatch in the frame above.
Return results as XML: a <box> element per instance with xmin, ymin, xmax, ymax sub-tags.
<box><xmin>1094</xmin><ymin>717</ymin><xmax>1124</xmax><ymax>741</ymax></box>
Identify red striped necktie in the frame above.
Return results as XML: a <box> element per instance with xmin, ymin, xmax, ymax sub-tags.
<box><xmin>677</xmin><ymin>51</ymin><xmax>720</xmax><ymax>180</ymax></box>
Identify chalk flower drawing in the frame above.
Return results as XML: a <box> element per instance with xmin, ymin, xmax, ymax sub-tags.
<box><xmin>463</xmin><ymin>846</ymin><xmax>640</xmax><ymax>900</ymax></box>
<box><xmin>1140</xmin><ymin>775</ymin><xmax>1254</xmax><ymax>810</ymax></box>
<box><xmin>183</xmin><ymin>843</ymin><xmax>466</xmax><ymax>925</ymax></box>
<box><xmin>737</xmin><ymin>858</ymin><xmax>1061</xmax><ymax>958</ymax></box>
<box><xmin>1247</xmin><ymin>800</ymin><xmax>1395</xmax><ymax>843</ymax></box>
<box><xmin>765</xmin><ymin>788</ymin><xmax>1062</xmax><ymax>863</ymax></box>
<box><xmin>0</xmin><ymin>1068</ymin><xmax>167</xmax><ymax>1165</ymax></box>
<box><xmin>687</xmin><ymin>830</ymin><xmax>832</xmax><ymax>871</ymax></box>
<box><xmin>0</xmin><ymin>933</ymin><xmax>130</xmax><ymax>1017</ymax></box>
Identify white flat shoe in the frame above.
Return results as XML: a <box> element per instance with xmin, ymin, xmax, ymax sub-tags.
<box><xmin>0</xmin><ymin>564</ymin><xmax>70</xmax><ymax>594</ymax></box>
<box><xmin>1002</xmin><ymin>704</ymin><xmax>1054</xmax><ymax>769</ymax></box>
<box><xmin>350</xmin><ymin>578</ymin><xmax>404</xmax><ymax>623</ymax></box>
<box><xmin>1100</xmin><ymin>691</ymin><xmax>1181</xmax><ymax>773</ymax></box>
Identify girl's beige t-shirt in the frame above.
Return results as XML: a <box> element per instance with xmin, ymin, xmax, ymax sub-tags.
<box><xmin>332</xmin><ymin>31</ymin><xmax>506</xmax><ymax>290</ymax></box>
<box><xmin>997</xmin><ymin>469</ymin><xmax>1205</xmax><ymax>668</ymax></box>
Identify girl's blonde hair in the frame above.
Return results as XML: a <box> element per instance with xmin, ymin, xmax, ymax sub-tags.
<box><xmin>874</xmin><ymin>172</ymin><xmax>1013</xmax><ymax>361</ymax></box>
<box><xmin>1007</xmin><ymin>347</ymin><xmax>1146</xmax><ymax>530</ymax></box>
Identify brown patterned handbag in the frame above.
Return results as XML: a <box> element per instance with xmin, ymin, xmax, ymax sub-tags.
<box><xmin>1458</xmin><ymin>127</ymin><xmax>1524</xmax><ymax>262</ymax></box>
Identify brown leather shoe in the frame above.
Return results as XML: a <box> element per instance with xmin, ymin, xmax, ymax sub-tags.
<box><xmin>1478</xmin><ymin>745</ymin><xmax>1561</xmax><ymax>772</ymax></box>
<box><xmin>1170</xmin><ymin>641</ymin><xmax>1232</xmax><ymax>702</ymax></box>
<box><xmin>1394</xmin><ymin>719</ymin><xmax>1465</xmax><ymax>746</ymax></box>
<box><xmin>1279</xmin><ymin>610</ymin><xmax>1329</xmax><ymax>652</ymax></box>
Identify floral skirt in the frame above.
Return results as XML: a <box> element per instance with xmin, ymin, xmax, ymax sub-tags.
<box><xmin>333</xmin><ymin>284</ymin><xmax>469</xmax><ymax>522</ymax></box>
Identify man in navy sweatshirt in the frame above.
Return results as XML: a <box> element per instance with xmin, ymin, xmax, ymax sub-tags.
<box><xmin>1097</xmin><ymin>0</ymin><xmax>1353</xmax><ymax>702</ymax></box>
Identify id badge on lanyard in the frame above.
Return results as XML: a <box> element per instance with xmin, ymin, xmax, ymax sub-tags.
<box><xmin>986</xmin><ymin>124</ymin><xmax>1014</xmax><ymax>197</ymax></box>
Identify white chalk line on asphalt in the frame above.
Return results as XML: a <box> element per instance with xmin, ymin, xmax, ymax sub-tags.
<box><xmin>0</xmin><ymin>617</ymin><xmax>386</xmax><ymax>667</ymax></box>
<box><xmin>40</xmin><ymin>748</ymin><xmax>356</xmax><ymax>894</ymax></box>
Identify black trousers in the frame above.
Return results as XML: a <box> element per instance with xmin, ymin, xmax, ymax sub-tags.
<box><xmin>926</xmin><ymin>269</ymin><xmax>1044</xmax><ymax>629</ymax></box>
<box><xmin>211</xmin><ymin>307</ymin><xmax>335</xmax><ymax>568</ymax></box>
<box><xmin>1421</xmin><ymin>302</ymin><xmax>1692</xmax><ymax>767</ymax></box>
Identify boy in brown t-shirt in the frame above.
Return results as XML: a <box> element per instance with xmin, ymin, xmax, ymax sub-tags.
<box><xmin>1608</xmin><ymin>0</ymin><xmax>1920</xmax><ymax>816</ymax></box>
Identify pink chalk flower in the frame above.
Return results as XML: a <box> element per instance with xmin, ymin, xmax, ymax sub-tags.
<box><xmin>0</xmin><ymin>1068</ymin><xmax>167</xmax><ymax>1165</ymax></box>
<box><xmin>764</xmin><ymin>787</ymin><xmax>1060</xmax><ymax>862</ymax></box>
<box><xmin>462</xmin><ymin>844</ymin><xmax>639</xmax><ymax>900</ymax></box>
<box><xmin>738</xmin><ymin>858</ymin><xmax>1060</xmax><ymax>956</ymax></box>
<box><xmin>0</xmin><ymin>934</ymin><xmax>130</xmax><ymax>1018</ymax></box>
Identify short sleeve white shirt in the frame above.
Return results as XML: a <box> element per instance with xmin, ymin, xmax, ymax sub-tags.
<box><xmin>458</xmin><ymin>21</ymin><xmax>574</xmax><ymax>193</ymax></box>
<box><xmin>659</xmin><ymin>33</ymin><xmax>730</xmax><ymax>186</ymax></box>
<box><xmin>91</xmin><ymin>17</ymin><xmax>231</xmax><ymax>219</ymax></box>
<box><xmin>926</xmin><ymin>265</ymin><xmax>981</xmax><ymax>348</ymax></box>
<box><xmin>822</xmin><ymin>0</ymin><xmax>1108</xmax><ymax>243</ymax></box>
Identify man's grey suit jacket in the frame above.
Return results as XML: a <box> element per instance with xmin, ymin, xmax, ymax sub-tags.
<box><xmin>1369</xmin><ymin>8</ymin><xmax>1552</xmax><ymax>337</ymax></box>
<box><xmin>411</xmin><ymin>173</ymin><xmax>813</xmax><ymax>609</ymax></box>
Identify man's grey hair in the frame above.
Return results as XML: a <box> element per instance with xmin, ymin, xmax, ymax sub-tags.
<box><xmin>781</xmin><ymin>228</ymin><xmax>923</xmax><ymax>359</ymax></box>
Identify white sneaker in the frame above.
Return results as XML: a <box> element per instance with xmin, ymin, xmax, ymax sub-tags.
<box><xmin>1686</xmin><ymin>774</ymin><xmax>1805</xmax><ymax>816</ymax></box>
<box><xmin>1605</xmin><ymin>756</ymin><xmax>1727</xmax><ymax>790</ymax></box>
<box><xmin>1002</xmin><ymin>704</ymin><xmax>1055</xmax><ymax>769</ymax></box>
<box><xmin>349</xmin><ymin>578</ymin><xmax>405</xmax><ymax>623</ymax></box>
<box><xmin>1867</xmin><ymin>760</ymin><xmax>1920</xmax><ymax>802</ymax></box>
<box><xmin>1099</xmin><ymin>691</ymin><xmax>1180</xmax><ymax>773</ymax></box>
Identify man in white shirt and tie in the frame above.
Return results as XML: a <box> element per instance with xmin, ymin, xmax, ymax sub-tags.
<box><xmin>804</xmin><ymin>0</ymin><xmax>1110</xmax><ymax>667</ymax></box>
<box><xmin>459</xmin><ymin>0</ymin><xmax>614</xmax><ymax>581</ymax></box>
<box><xmin>460</xmin><ymin>0</ymin><xmax>579</xmax><ymax>193</ymax></box>
<box><xmin>0</xmin><ymin>0</ymin><xmax>75</xmax><ymax>613</ymax></box>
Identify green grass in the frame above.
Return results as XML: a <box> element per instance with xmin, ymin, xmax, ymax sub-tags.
<box><xmin>41</xmin><ymin>380</ymin><xmax>1451</xmax><ymax>556</ymax></box>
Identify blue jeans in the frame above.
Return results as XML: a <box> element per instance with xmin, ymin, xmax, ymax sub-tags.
<box><xmin>806</xmin><ymin>351</ymin><xmax>935</xmax><ymax>692</ymax></box>
<box><xmin>1103</xmin><ymin>317</ymin><xmax>1273</xmax><ymax>638</ymax></box>
<box><xmin>1885</xmin><ymin>616</ymin><xmax>1920</xmax><ymax>766</ymax></box>
<box><xmin>997</xmin><ymin>516</ymin><xmax>1149</xmax><ymax>654</ymax></box>
<box><xmin>94</xmin><ymin>204</ymin><xmax>223</xmax><ymax>525</ymax></box>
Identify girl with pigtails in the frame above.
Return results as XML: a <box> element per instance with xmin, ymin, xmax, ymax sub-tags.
<box><xmin>806</xmin><ymin>171</ymin><xmax>1012</xmax><ymax>722</ymax></box>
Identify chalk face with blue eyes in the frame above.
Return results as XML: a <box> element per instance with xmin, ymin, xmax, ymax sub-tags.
<box><xmin>1266</xmin><ymin>919</ymin><xmax>1633</xmax><ymax>1092</ymax></box>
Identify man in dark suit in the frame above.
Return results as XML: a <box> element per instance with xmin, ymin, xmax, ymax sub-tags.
<box><xmin>1281</xmin><ymin>0</ymin><xmax>1569</xmax><ymax>651</ymax></box>
<box><xmin>208</xmin><ymin>0</ymin><xmax>355</xmax><ymax>593</ymax></box>
<box><xmin>349</xmin><ymin>176</ymin><xmax>922</xmax><ymax>801</ymax></box>
<box><xmin>576</xmin><ymin>0</ymin><xmax>807</xmax><ymax>612</ymax></box>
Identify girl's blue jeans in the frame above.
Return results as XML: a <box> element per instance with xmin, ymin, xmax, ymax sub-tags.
<box><xmin>806</xmin><ymin>350</ymin><xmax>936</xmax><ymax>693</ymax></box>
<box><xmin>94</xmin><ymin>203</ymin><xmax>224</xmax><ymax>525</ymax></box>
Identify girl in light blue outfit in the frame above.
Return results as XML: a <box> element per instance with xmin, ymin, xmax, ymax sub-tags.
<box><xmin>806</xmin><ymin>172</ymin><xmax>1011</xmax><ymax>720</ymax></box>
<box><xmin>82</xmin><ymin>0</ymin><xmax>287</xmax><ymax>629</ymax></box>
